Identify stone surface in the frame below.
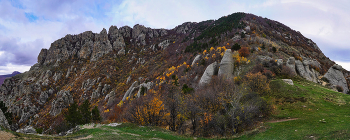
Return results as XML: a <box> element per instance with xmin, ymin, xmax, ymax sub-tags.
<box><xmin>37</xmin><ymin>49</ymin><xmax>48</xmax><ymax>65</ymax></box>
<box><xmin>286</xmin><ymin>57</ymin><xmax>296</xmax><ymax>74</ymax></box>
<box><xmin>295</xmin><ymin>60</ymin><xmax>320</xmax><ymax>83</ymax></box>
<box><xmin>91</xmin><ymin>28</ymin><xmax>113</xmax><ymax>61</ymax></box>
<box><xmin>50</xmin><ymin>90</ymin><xmax>73</xmax><ymax>116</ymax></box>
<box><xmin>122</xmin><ymin>81</ymin><xmax>139</xmax><ymax>101</ymax></box>
<box><xmin>199</xmin><ymin>62</ymin><xmax>218</xmax><ymax>86</ymax></box>
<box><xmin>276</xmin><ymin>59</ymin><xmax>283</xmax><ymax>66</ymax></box>
<box><xmin>16</xmin><ymin>126</ymin><xmax>36</xmax><ymax>134</ymax></box>
<box><xmin>218</xmin><ymin>49</ymin><xmax>234</xmax><ymax>79</ymax></box>
<box><xmin>137</xmin><ymin>82</ymin><xmax>154</xmax><ymax>98</ymax></box>
<box><xmin>158</xmin><ymin>40</ymin><xmax>170</xmax><ymax>50</ymax></box>
<box><xmin>324</xmin><ymin>64</ymin><xmax>349</xmax><ymax>93</ymax></box>
<box><xmin>282</xmin><ymin>79</ymin><xmax>294</xmax><ymax>85</ymax></box>
<box><xmin>191</xmin><ymin>54</ymin><xmax>202</xmax><ymax>66</ymax></box>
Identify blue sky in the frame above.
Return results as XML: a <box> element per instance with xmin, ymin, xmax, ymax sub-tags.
<box><xmin>0</xmin><ymin>0</ymin><xmax>349</xmax><ymax>74</ymax></box>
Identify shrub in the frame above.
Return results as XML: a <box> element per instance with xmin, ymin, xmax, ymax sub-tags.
<box><xmin>64</xmin><ymin>101</ymin><xmax>82</xmax><ymax>127</ymax></box>
<box><xmin>251</xmin><ymin>64</ymin><xmax>264</xmax><ymax>74</ymax></box>
<box><xmin>280</xmin><ymin>66</ymin><xmax>295</xmax><ymax>78</ymax></box>
<box><xmin>232</xmin><ymin>43</ymin><xmax>241</xmax><ymax>51</ymax></box>
<box><xmin>36</xmin><ymin>128</ymin><xmax>43</xmax><ymax>134</ymax></box>
<box><xmin>272</xmin><ymin>47</ymin><xmax>277</xmax><ymax>53</ymax></box>
<box><xmin>238</xmin><ymin>47</ymin><xmax>250</xmax><ymax>57</ymax></box>
<box><xmin>79</xmin><ymin>100</ymin><xmax>92</xmax><ymax>124</ymax></box>
<box><xmin>182</xmin><ymin>84</ymin><xmax>194</xmax><ymax>94</ymax></box>
<box><xmin>336</xmin><ymin>85</ymin><xmax>344</xmax><ymax>92</ymax></box>
<box><xmin>241</xmin><ymin>32</ymin><xmax>245</xmax><ymax>38</ymax></box>
<box><xmin>271</xmin><ymin>65</ymin><xmax>281</xmax><ymax>75</ymax></box>
<box><xmin>244</xmin><ymin>72</ymin><xmax>270</xmax><ymax>95</ymax></box>
<box><xmin>262</xmin><ymin>69</ymin><xmax>274</xmax><ymax>80</ymax></box>
<box><xmin>321</xmin><ymin>77</ymin><xmax>329</xmax><ymax>83</ymax></box>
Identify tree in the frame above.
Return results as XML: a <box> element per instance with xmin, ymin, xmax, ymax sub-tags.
<box><xmin>238</xmin><ymin>47</ymin><xmax>250</xmax><ymax>57</ymax></box>
<box><xmin>232</xmin><ymin>43</ymin><xmax>241</xmax><ymax>51</ymax></box>
<box><xmin>65</xmin><ymin>101</ymin><xmax>82</xmax><ymax>127</ymax></box>
<box><xmin>92</xmin><ymin>106</ymin><xmax>101</xmax><ymax>123</ymax></box>
<box><xmin>241</xmin><ymin>32</ymin><xmax>245</xmax><ymax>38</ymax></box>
<box><xmin>0</xmin><ymin>101</ymin><xmax>12</xmax><ymax>125</ymax></box>
<box><xmin>79</xmin><ymin>100</ymin><xmax>91</xmax><ymax>124</ymax></box>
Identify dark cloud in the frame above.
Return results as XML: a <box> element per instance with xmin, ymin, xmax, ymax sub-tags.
<box><xmin>0</xmin><ymin>35</ymin><xmax>43</xmax><ymax>66</ymax></box>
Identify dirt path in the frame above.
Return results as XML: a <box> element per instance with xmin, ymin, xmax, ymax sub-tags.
<box><xmin>267</xmin><ymin>118</ymin><xmax>298</xmax><ymax>123</ymax></box>
<box><xmin>0</xmin><ymin>131</ymin><xmax>16</xmax><ymax>140</ymax></box>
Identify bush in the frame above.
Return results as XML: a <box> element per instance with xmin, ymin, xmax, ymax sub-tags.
<box><xmin>262</xmin><ymin>69</ymin><xmax>274</xmax><ymax>80</ymax></box>
<box><xmin>241</xmin><ymin>32</ymin><xmax>245</xmax><ymax>38</ymax></box>
<box><xmin>244</xmin><ymin>72</ymin><xmax>270</xmax><ymax>95</ymax></box>
<box><xmin>251</xmin><ymin>64</ymin><xmax>264</xmax><ymax>74</ymax></box>
<box><xmin>336</xmin><ymin>85</ymin><xmax>344</xmax><ymax>92</ymax></box>
<box><xmin>271</xmin><ymin>65</ymin><xmax>281</xmax><ymax>75</ymax></box>
<box><xmin>36</xmin><ymin>128</ymin><xmax>43</xmax><ymax>134</ymax></box>
<box><xmin>280</xmin><ymin>66</ymin><xmax>295</xmax><ymax>78</ymax></box>
<box><xmin>182</xmin><ymin>84</ymin><xmax>194</xmax><ymax>94</ymax></box>
<box><xmin>232</xmin><ymin>43</ymin><xmax>241</xmax><ymax>51</ymax></box>
<box><xmin>321</xmin><ymin>77</ymin><xmax>329</xmax><ymax>83</ymax></box>
<box><xmin>238</xmin><ymin>47</ymin><xmax>250</xmax><ymax>57</ymax></box>
<box><xmin>272</xmin><ymin>47</ymin><xmax>277</xmax><ymax>53</ymax></box>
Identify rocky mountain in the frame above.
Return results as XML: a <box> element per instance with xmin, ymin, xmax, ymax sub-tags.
<box><xmin>0</xmin><ymin>71</ymin><xmax>21</xmax><ymax>86</ymax></box>
<box><xmin>0</xmin><ymin>12</ymin><xmax>349</xmax><ymax>134</ymax></box>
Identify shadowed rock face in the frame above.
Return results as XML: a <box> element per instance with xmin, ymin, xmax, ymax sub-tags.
<box><xmin>295</xmin><ymin>59</ymin><xmax>320</xmax><ymax>83</ymax></box>
<box><xmin>218</xmin><ymin>49</ymin><xmax>234</xmax><ymax>79</ymax></box>
<box><xmin>0</xmin><ymin>109</ymin><xmax>10</xmax><ymax>129</ymax></box>
<box><xmin>199</xmin><ymin>62</ymin><xmax>218</xmax><ymax>86</ymax></box>
<box><xmin>286</xmin><ymin>57</ymin><xmax>296</xmax><ymax>75</ymax></box>
<box><xmin>324</xmin><ymin>64</ymin><xmax>349</xmax><ymax>93</ymax></box>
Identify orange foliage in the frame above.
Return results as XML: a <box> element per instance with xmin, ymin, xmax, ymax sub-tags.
<box><xmin>238</xmin><ymin>47</ymin><xmax>250</xmax><ymax>57</ymax></box>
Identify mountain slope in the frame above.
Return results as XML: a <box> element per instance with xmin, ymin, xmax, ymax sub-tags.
<box><xmin>0</xmin><ymin>12</ymin><xmax>348</xmax><ymax>136</ymax></box>
<box><xmin>0</xmin><ymin>71</ymin><xmax>20</xmax><ymax>86</ymax></box>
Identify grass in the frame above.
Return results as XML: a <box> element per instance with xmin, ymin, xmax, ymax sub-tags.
<box><xmin>7</xmin><ymin>77</ymin><xmax>350</xmax><ymax>139</ymax></box>
<box><xmin>237</xmin><ymin>77</ymin><xmax>350</xmax><ymax>139</ymax></box>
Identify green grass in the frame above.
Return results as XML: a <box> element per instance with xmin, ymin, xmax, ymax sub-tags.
<box><xmin>237</xmin><ymin>77</ymin><xmax>350</xmax><ymax>139</ymax></box>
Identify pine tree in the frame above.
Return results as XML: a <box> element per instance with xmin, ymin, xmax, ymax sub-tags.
<box><xmin>92</xmin><ymin>106</ymin><xmax>101</xmax><ymax>123</ymax></box>
<box><xmin>79</xmin><ymin>100</ymin><xmax>91</xmax><ymax>124</ymax></box>
<box><xmin>65</xmin><ymin>101</ymin><xmax>82</xmax><ymax>127</ymax></box>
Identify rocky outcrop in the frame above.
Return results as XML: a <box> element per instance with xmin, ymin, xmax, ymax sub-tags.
<box><xmin>122</xmin><ymin>81</ymin><xmax>139</xmax><ymax>101</ymax></box>
<box><xmin>158</xmin><ymin>40</ymin><xmax>170</xmax><ymax>50</ymax></box>
<box><xmin>175</xmin><ymin>22</ymin><xmax>193</xmax><ymax>34</ymax></box>
<box><xmin>16</xmin><ymin>125</ymin><xmax>37</xmax><ymax>134</ymax></box>
<box><xmin>199</xmin><ymin>62</ymin><xmax>218</xmax><ymax>86</ymax></box>
<box><xmin>105</xmin><ymin>90</ymin><xmax>116</xmax><ymax>107</ymax></box>
<box><xmin>324</xmin><ymin>64</ymin><xmax>349</xmax><ymax>93</ymax></box>
<box><xmin>286</xmin><ymin>57</ymin><xmax>296</xmax><ymax>74</ymax></box>
<box><xmin>49</xmin><ymin>90</ymin><xmax>73</xmax><ymax>116</ymax></box>
<box><xmin>295</xmin><ymin>59</ymin><xmax>320</xmax><ymax>83</ymax></box>
<box><xmin>137</xmin><ymin>82</ymin><xmax>154</xmax><ymax>98</ymax></box>
<box><xmin>0</xmin><ymin>109</ymin><xmax>10</xmax><ymax>129</ymax></box>
<box><xmin>191</xmin><ymin>54</ymin><xmax>202</xmax><ymax>66</ymax></box>
<box><xmin>91</xmin><ymin>28</ymin><xmax>113</xmax><ymax>61</ymax></box>
<box><xmin>37</xmin><ymin>49</ymin><xmax>47</xmax><ymax>65</ymax></box>
<box><xmin>218</xmin><ymin>49</ymin><xmax>234</xmax><ymax>79</ymax></box>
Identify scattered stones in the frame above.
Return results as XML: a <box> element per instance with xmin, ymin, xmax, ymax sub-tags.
<box><xmin>282</xmin><ymin>79</ymin><xmax>294</xmax><ymax>85</ymax></box>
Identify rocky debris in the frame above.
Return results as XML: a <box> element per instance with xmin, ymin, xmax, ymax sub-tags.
<box><xmin>0</xmin><ymin>109</ymin><xmax>10</xmax><ymax>129</ymax></box>
<box><xmin>50</xmin><ymin>90</ymin><xmax>73</xmax><ymax>116</ymax></box>
<box><xmin>160</xmin><ymin>29</ymin><xmax>168</xmax><ymax>36</ymax></box>
<box><xmin>282</xmin><ymin>79</ymin><xmax>294</xmax><ymax>85</ymax></box>
<box><xmin>105</xmin><ymin>90</ymin><xmax>116</xmax><ymax>107</ymax></box>
<box><xmin>126</xmin><ymin>76</ymin><xmax>131</xmax><ymax>84</ymax></box>
<box><xmin>122</xmin><ymin>81</ymin><xmax>139</xmax><ymax>101</ymax></box>
<box><xmin>137</xmin><ymin>82</ymin><xmax>154</xmax><ymax>98</ymax></box>
<box><xmin>218</xmin><ymin>49</ymin><xmax>234</xmax><ymax>79</ymax></box>
<box><xmin>91</xmin><ymin>83</ymin><xmax>110</xmax><ymax>100</ymax></box>
<box><xmin>65</xmin><ymin>66</ymin><xmax>74</xmax><ymax>78</ymax></box>
<box><xmin>38</xmin><ymin>49</ymin><xmax>48</xmax><ymax>65</ymax></box>
<box><xmin>91</xmin><ymin>28</ymin><xmax>113</xmax><ymax>61</ymax></box>
<box><xmin>232</xmin><ymin>34</ymin><xmax>241</xmax><ymax>42</ymax></box>
<box><xmin>53</xmin><ymin>72</ymin><xmax>62</xmax><ymax>82</ymax></box>
<box><xmin>81</xmin><ymin>78</ymin><xmax>98</xmax><ymax>93</ymax></box>
<box><xmin>158</xmin><ymin>40</ymin><xmax>170</xmax><ymax>50</ymax></box>
<box><xmin>191</xmin><ymin>54</ymin><xmax>202</xmax><ymax>66</ymax></box>
<box><xmin>276</xmin><ymin>59</ymin><xmax>283</xmax><ymax>66</ymax></box>
<box><xmin>59</xmin><ymin>125</ymin><xmax>80</xmax><ymax>136</ymax></box>
<box><xmin>119</xmin><ymin>26</ymin><xmax>132</xmax><ymax>38</ymax></box>
<box><xmin>324</xmin><ymin>64</ymin><xmax>349</xmax><ymax>93</ymax></box>
<box><xmin>257</xmin><ymin>55</ymin><xmax>273</xmax><ymax>62</ymax></box>
<box><xmin>38</xmin><ymin>91</ymin><xmax>48</xmax><ymax>105</ymax></box>
<box><xmin>295</xmin><ymin>60</ymin><xmax>320</xmax><ymax>83</ymax></box>
<box><xmin>244</xmin><ymin>26</ymin><xmax>251</xmax><ymax>32</ymax></box>
<box><xmin>16</xmin><ymin>125</ymin><xmax>36</xmax><ymax>134</ymax></box>
<box><xmin>286</xmin><ymin>57</ymin><xmax>296</xmax><ymax>74</ymax></box>
<box><xmin>199</xmin><ymin>62</ymin><xmax>219</xmax><ymax>86</ymax></box>
<box><xmin>175</xmin><ymin>22</ymin><xmax>193</xmax><ymax>34</ymax></box>
<box><xmin>19</xmin><ymin>105</ymin><xmax>37</xmax><ymax>124</ymax></box>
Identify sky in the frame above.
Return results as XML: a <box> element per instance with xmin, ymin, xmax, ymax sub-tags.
<box><xmin>0</xmin><ymin>0</ymin><xmax>349</xmax><ymax>75</ymax></box>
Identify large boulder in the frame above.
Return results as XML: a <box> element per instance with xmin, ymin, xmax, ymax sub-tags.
<box><xmin>0</xmin><ymin>109</ymin><xmax>10</xmax><ymax>129</ymax></box>
<box><xmin>295</xmin><ymin>60</ymin><xmax>319</xmax><ymax>83</ymax></box>
<box><xmin>286</xmin><ymin>57</ymin><xmax>296</xmax><ymax>74</ymax></box>
<box><xmin>199</xmin><ymin>62</ymin><xmax>218</xmax><ymax>86</ymax></box>
<box><xmin>218</xmin><ymin>49</ymin><xmax>234</xmax><ymax>79</ymax></box>
<box><xmin>324</xmin><ymin>64</ymin><xmax>349</xmax><ymax>93</ymax></box>
<box><xmin>37</xmin><ymin>49</ymin><xmax>47</xmax><ymax>65</ymax></box>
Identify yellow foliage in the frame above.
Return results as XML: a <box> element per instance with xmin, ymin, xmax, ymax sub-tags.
<box><xmin>258</xmin><ymin>47</ymin><xmax>261</xmax><ymax>51</ymax></box>
<box><xmin>203</xmin><ymin>50</ymin><xmax>207</xmax><ymax>55</ymax></box>
<box><xmin>133</xmin><ymin>95</ymin><xmax>165</xmax><ymax>125</ymax></box>
<box><xmin>104</xmin><ymin>109</ymin><xmax>110</xmax><ymax>113</ymax></box>
<box><xmin>210</xmin><ymin>47</ymin><xmax>215</xmax><ymax>52</ymax></box>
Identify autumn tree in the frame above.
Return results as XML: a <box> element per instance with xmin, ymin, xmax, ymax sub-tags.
<box><xmin>244</xmin><ymin>72</ymin><xmax>270</xmax><ymax>95</ymax></box>
<box><xmin>238</xmin><ymin>47</ymin><xmax>250</xmax><ymax>57</ymax></box>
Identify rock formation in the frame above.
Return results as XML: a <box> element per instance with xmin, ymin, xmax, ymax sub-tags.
<box><xmin>324</xmin><ymin>64</ymin><xmax>349</xmax><ymax>93</ymax></box>
<box><xmin>218</xmin><ymin>49</ymin><xmax>234</xmax><ymax>79</ymax></box>
<box><xmin>199</xmin><ymin>62</ymin><xmax>218</xmax><ymax>86</ymax></box>
<box><xmin>0</xmin><ymin>109</ymin><xmax>10</xmax><ymax>129</ymax></box>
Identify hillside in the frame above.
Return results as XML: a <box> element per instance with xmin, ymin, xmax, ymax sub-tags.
<box><xmin>0</xmin><ymin>12</ymin><xmax>349</xmax><ymax>137</ymax></box>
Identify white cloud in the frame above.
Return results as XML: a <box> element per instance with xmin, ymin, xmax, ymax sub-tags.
<box><xmin>0</xmin><ymin>63</ymin><xmax>31</xmax><ymax>75</ymax></box>
<box><xmin>335</xmin><ymin>61</ymin><xmax>350</xmax><ymax>71</ymax></box>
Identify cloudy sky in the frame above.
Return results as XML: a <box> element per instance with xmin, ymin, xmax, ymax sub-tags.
<box><xmin>0</xmin><ymin>0</ymin><xmax>349</xmax><ymax>74</ymax></box>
